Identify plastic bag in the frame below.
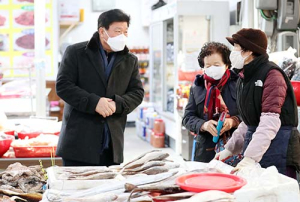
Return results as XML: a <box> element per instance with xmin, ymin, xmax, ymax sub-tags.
<box><xmin>269</xmin><ymin>47</ymin><xmax>298</xmax><ymax>79</ymax></box>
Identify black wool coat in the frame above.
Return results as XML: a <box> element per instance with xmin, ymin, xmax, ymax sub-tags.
<box><xmin>56</xmin><ymin>32</ymin><xmax>144</xmax><ymax>164</ymax></box>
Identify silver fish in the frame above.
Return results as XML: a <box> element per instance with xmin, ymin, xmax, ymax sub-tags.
<box><xmin>125</xmin><ymin>161</ymin><xmax>165</xmax><ymax>172</ymax></box>
<box><xmin>67</xmin><ymin>172</ymin><xmax>117</xmax><ymax>180</ymax></box>
<box><xmin>141</xmin><ymin>166</ymin><xmax>169</xmax><ymax>175</ymax></box>
<box><xmin>123</xmin><ymin>151</ymin><xmax>169</xmax><ymax>170</ymax></box>
<box><xmin>173</xmin><ymin>190</ymin><xmax>235</xmax><ymax>202</ymax></box>
<box><xmin>152</xmin><ymin>192</ymin><xmax>195</xmax><ymax>201</ymax></box>
<box><xmin>69</xmin><ymin>171</ymin><xmax>178</xmax><ymax>198</ymax></box>
<box><xmin>122</xmin><ymin>150</ymin><xmax>162</xmax><ymax>168</ymax></box>
<box><xmin>63</xmin><ymin>192</ymin><xmax>118</xmax><ymax>202</ymax></box>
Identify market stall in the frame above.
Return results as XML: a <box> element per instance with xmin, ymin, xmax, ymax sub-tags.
<box><xmin>1</xmin><ymin>150</ymin><xmax>298</xmax><ymax>202</ymax></box>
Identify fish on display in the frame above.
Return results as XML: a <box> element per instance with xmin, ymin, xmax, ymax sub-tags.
<box><xmin>173</xmin><ymin>190</ymin><xmax>235</xmax><ymax>202</ymax></box>
<box><xmin>125</xmin><ymin>161</ymin><xmax>165</xmax><ymax>172</ymax></box>
<box><xmin>0</xmin><ymin>163</ymin><xmax>46</xmax><ymax>194</ymax></box>
<box><xmin>122</xmin><ymin>151</ymin><xmax>169</xmax><ymax>170</ymax></box>
<box><xmin>121</xmin><ymin>150</ymin><xmax>161</xmax><ymax>168</ymax></box>
<box><xmin>152</xmin><ymin>192</ymin><xmax>196</xmax><ymax>201</ymax></box>
<box><xmin>126</xmin><ymin>184</ymin><xmax>183</xmax><ymax>202</ymax></box>
<box><xmin>44</xmin><ymin>171</ymin><xmax>178</xmax><ymax>200</ymax></box>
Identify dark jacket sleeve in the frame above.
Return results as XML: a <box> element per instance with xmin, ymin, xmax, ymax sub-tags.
<box><xmin>56</xmin><ymin>46</ymin><xmax>100</xmax><ymax>114</ymax></box>
<box><xmin>262</xmin><ymin>69</ymin><xmax>287</xmax><ymax>114</ymax></box>
<box><xmin>114</xmin><ymin>57</ymin><xmax>144</xmax><ymax>115</ymax></box>
<box><xmin>182</xmin><ymin>86</ymin><xmax>206</xmax><ymax>135</ymax></box>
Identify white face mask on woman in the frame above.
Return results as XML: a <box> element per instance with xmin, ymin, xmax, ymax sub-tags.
<box><xmin>230</xmin><ymin>50</ymin><xmax>250</xmax><ymax>69</ymax></box>
<box><xmin>104</xmin><ymin>30</ymin><xmax>127</xmax><ymax>52</ymax></box>
<box><xmin>204</xmin><ymin>65</ymin><xmax>226</xmax><ymax>80</ymax></box>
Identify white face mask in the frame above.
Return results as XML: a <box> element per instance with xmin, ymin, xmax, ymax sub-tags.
<box><xmin>230</xmin><ymin>50</ymin><xmax>250</xmax><ymax>69</ymax></box>
<box><xmin>204</xmin><ymin>65</ymin><xmax>226</xmax><ymax>80</ymax></box>
<box><xmin>104</xmin><ymin>30</ymin><xmax>127</xmax><ymax>52</ymax></box>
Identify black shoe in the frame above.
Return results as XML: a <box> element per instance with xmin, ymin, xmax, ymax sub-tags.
<box><xmin>151</xmin><ymin>0</ymin><xmax>167</xmax><ymax>10</ymax></box>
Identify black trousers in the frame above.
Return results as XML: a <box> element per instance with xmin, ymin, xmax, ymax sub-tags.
<box><xmin>62</xmin><ymin>144</ymin><xmax>119</xmax><ymax>166</ymax></box>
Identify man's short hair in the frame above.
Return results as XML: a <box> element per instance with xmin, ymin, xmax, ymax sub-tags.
<box><xmin>97</xmin><ymin>9</ymin><xmax>130</xmax><ymax>30</ymax></box>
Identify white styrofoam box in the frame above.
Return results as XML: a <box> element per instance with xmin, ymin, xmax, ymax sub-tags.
<box><xmin>47</xmin><ymin>167</ymin><xmax>119</xmax><ymax>190</ymax></box>
<box><xmin>234</xmin><ymin>166</ymin><xmax>300</xmax><ymax>202</ymax></box>
<box><xmin>59</xmin><ymin>0</ymin><xmax>79</xmax><ymax>22</ymax></box>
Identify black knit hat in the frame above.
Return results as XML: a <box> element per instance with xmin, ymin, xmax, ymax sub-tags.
<box><xmin>226</xmin><ymin>28</ymin><xmax>268</xmax><ymax>55</ymax></box>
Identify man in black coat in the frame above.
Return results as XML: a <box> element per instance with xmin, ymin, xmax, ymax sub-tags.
<box><xmin>56</xmin><ymin>9</ymin><xmax>144</xmax><ymax>166</ymax></box>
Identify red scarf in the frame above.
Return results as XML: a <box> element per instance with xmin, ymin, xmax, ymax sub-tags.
<box><xmin>203</xmin><ymin>69</ymin><xmax>230</xmax><ymax>120</ymax></box>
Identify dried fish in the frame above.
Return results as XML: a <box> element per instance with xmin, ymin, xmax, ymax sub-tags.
<box><xmin>18</xmin><ymin>176</ymin><xmax>44</xmax><ymax>193</ymax></box>
<box><xmin>125</xmin><ymin>183</ymin><xmax>181</xmax><ymax>193</ymax></box>
<box><xmin>67</xmin><ymin>172</ymin><xmax>117</xmax><ymax>180</ymax></box>
<box><xmin>164</xmin><ymin>162</ymin><xmax>180</xmax><ymax>170</ymax></box>
<box><xmin>126</xmin><ymin>184</ymin><xmax>182</xmax><ymax>202</ymax></box>
<box><xmin>68</xmin><ymin>171</ymin><xmax>178</xmax><ymax>198</ymax></box>
<box><xmin>173</xmin><ymin>190</ymin><xmax>235</xmax><ymax>202</ymax></box>
<box><xmin>123</xmin><ymin>151</ymin><xmax>169</xmax><ymax>170</ymax></box>
<box><xmin>109</xmin><ymin>165</ymin><xmax>122</xmax><ymax>172</ymax></box>
<box><xmin>56</xmin><ymin>166</ymin><xmax>109</xmax><ymax>175</ymax></box>
<box><xmin>0</xmin><ymin>189</ymin><xmax>42</xmax><ymax>202</ymax></box>
<box><xmin>0</xmin><ymin>163</ymin><xmax>45</xmax><ymax>194</ymax></box>
<box><xmin>63</xmin><ymin>192</ymin><xmax>118</xmax><ymax>202</ymax></box>
<box><xmin>0</xmin><ymin>185</ymin><xmax>23</xmax><ymax>194</ymax></box>
<box><xmin>116</xmin><ymin>193</ymin><xmax>152</xmax><ymax>202</ymax></box>
<box><xmin>125</xmin><ymin>161</ymin><xmax>165</xmax><ymax>172</ymax></box>
<box><xmin>122</xmin><ymin>150</ymin><xmax>161</xmax><ymax>168</ymax></box>
<box><xmin>152</xmin><ymin>192</ymin><xmax>195</xmax><ymax>201</ymax></box>
<box><xmin>141</xmin><ymin>166</ymin><xmax>169</xmax><ymax>175</ymax></box>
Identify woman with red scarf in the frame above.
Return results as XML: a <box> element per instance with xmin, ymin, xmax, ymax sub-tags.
<box><xmin>182</xmin><ymin>42</ymin><xmax>242</xmax><ymax>164</ymax></box>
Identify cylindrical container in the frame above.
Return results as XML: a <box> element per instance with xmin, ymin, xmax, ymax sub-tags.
<box><xmin>152</xmin><ymin>133</ymin><xmax>165</xmax><ymax>148</ymax></box>
<box><xmin>150</xmin><ymin>131</ymin><xmax>154</xmax><ymax>146</ymax></box>
<box><xmin>153</xmin><ymin>119</ymin><xmax>165</xmax><ymax>134</ymax></box>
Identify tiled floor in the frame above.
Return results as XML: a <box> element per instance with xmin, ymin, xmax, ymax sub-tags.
<box><xmin>123</xmin><ymin>126</ymin><xmax>183</xmax><ymax>163</ymax></box>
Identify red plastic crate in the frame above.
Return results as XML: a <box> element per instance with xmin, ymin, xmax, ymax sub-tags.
<box><xmin>13</xmin><ymin>146</ymin><xmax>57</xmax><ymax>158</ymax></box>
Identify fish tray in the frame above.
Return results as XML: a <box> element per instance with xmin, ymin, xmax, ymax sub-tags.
<box><xmin>47</xmin><ymin>166</ymin><xmax>119</xmax><ymax>190</ymax></box>
<box><xmin>13</xmin><ymin>146</ymin><xmax>57</xmax><ymax>158</ymax></box>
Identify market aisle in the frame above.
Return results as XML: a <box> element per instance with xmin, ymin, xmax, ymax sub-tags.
<box><xmin>123</xmin><ymin>126</ymin><xmax>183</xmax><ymax>163</ymax></box>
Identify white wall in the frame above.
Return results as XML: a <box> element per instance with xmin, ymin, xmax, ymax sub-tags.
<box><xmin>60</xmin><ymin>0</ymin><xmax>150</xmax><ymax>48</ymax></box>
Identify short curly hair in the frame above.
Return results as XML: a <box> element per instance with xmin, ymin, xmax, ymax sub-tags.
<box><xmin>198</xmin><ymin>42</ymin><xmax>231</xmax><ymax>68</ymax></box>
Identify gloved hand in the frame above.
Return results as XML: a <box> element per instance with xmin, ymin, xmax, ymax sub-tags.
<box><xmin>201</xmin><ymin>120</ymin><xmax>218</xmax><ymax>136</ymax></box>
<box><xmin>231</xmin><ymin>157</ymin><xmax>256</xmax><ymax>174</ymax></box>
<box><xmin>214</xmin><ymin>149</ymin><xmax>233</xmax><ymax>162</ymax></box>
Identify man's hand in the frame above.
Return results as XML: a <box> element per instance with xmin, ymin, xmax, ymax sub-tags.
<box><xmin>220</xmin><ymin>118</ymin><xmax>235</xmax><ymax>135</ymax></box>
<box><xmin>96</xmin><ymin>98</ymin><xmax>116</xmax><ymax>118</ymax></box>
<box><xmin>201</xmin><ymin>120</ymin><xmax>218</xmax><ymax>136</ymax></box>
<box><xmin>108</xmin><ymin>100</ymin><xmax>116</xmax><ymax>113</ymax></box>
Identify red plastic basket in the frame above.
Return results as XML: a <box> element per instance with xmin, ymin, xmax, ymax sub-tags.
<box><xmin>4</xmin><ymin>130</ymin><xmax>15</xmax><ymax>136</ymax></box>
<box><xmin>0</xmin><ymin>137</ymin><xmax>14</xmax><ymax>157</ymax></box>
<box><xmin>17</xmin><ymin>132</ymin><xmax>41</xmax><ymax>139</ymax></box>
<box><xmin>13</xmin><ymin>146</ymin><xmax>57</xmax><ymax>158</ymax></box>
<box><xmin>18</xmin><ymin>131</ymin><xmax>60</xmax><ymax>139</ymax></box>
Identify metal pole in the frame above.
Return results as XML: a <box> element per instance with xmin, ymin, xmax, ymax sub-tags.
<box><xmin>34</xmin><ymin>0</ymin><xmax>46</xmax><ymax>117</ymax></box>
